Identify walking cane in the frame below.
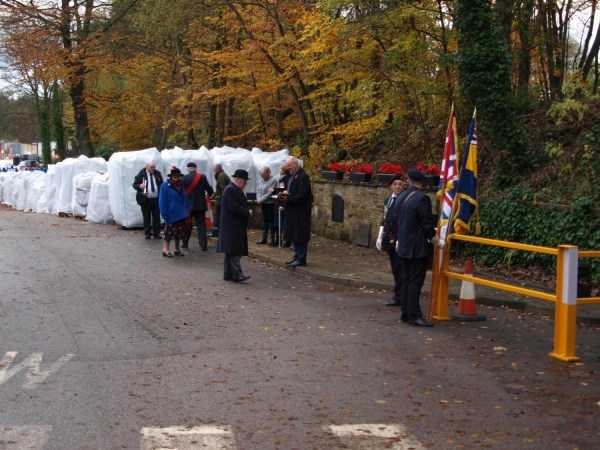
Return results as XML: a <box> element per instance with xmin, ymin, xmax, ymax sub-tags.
<box><xmin>278</xmin><ymin>207</ymin><xmax>282</xmax><ymax>248</ymax></box>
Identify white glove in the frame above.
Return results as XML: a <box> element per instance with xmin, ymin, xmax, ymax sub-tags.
<box><xmin>395</xmin><ymin>239</ymin><xmax>399</xmax><ymax>252</ymax></box>
<box><xmin>431</xmin><ymin>235</ymin><xmax>446</xmax><ymax>249</ymax></box>
<box><xmin>376</xmin><ymin>226</ymin><xmax>384</xmax><ymax>251</ymax></box>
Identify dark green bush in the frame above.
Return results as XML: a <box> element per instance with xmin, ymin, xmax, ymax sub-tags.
<box><xmin>459</xmin><ymin>189</ymin><xmax>600</xmax><ymax>285</ymax></box>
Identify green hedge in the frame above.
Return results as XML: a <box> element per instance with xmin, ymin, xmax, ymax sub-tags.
<box><xmin>458</xmin><ymin>190</ymin><xmax>600</xmax><ymax>285</ymax></box>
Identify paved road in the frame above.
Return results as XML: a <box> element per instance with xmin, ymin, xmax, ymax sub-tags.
<box><xmin>0</xmin><ymin>206</ymin><xmax>599</xmax><ymax>449</ymax></box>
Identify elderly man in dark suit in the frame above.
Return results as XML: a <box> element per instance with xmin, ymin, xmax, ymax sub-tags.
<box><xmin>181</xmin><ymin>162</ymin><xmax>214</xmax><ymax>250</ymax></box>
<box><xmin>395</xmin><ymin>169</ymin><xmax>445</xmax><ymax>327</ymax></box>
<box><xmin>216</xmin><ymin>169</ymin><xmax>253</xmax><ymax>282</ymax></box>
<box><xmin>280</xmin><ymin>156</ymin><xmax>312</xmax><ymax>267</ymax></box>
<box><xmin>133</xmin><ymin>161</ymin><xmax>164</xmax><ymax>239</ymax></box>
<box><xmin>376</xmin><ymin>174</ymin><xmax>406</xmax><ymax>307</ymax></box>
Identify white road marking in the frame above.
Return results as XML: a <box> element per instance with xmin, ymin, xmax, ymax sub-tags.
<box><xmin>140</xmin><ymin>425</ymin><xmax>236</xmax><ymax>450</ymax></box>
<box><xmin>0</xmin><ymin>425</ymin><xmax>52</xmax><ymax>449</ymax></box>
<box><xmin>327</xmin><ymin>424</ymin><xmax>426</xmax><ymax>449</ymax></box>
<box><xmin>0</xmin><ymin>352</ymin><xmax>74</xmax><ymax>390</ymax></box>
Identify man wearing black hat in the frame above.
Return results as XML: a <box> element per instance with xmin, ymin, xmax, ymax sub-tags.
<box><xmin>216</xmin><ymin>169</ymin><xmax>253</xmax><ymax>282</ymax></box>
<box><xmin>394</xmin><ymin>168</ymin><xmax>445</xmax><ymax>327</ymax></box>
<box><xmin>376</xmin><ymin>174</ymin><xmax>406</xmax><ymax>307</ymax></box>
<box><xmin>181</xmin><ymin>162</ymin><xmax>214</xmax><ymax>250</ymax></box>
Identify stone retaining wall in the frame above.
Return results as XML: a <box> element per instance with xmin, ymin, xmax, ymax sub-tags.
<box><xmin>311</xmin><ymin>181</ymin><xmax>438</xmax><ymax>248</ymax></box>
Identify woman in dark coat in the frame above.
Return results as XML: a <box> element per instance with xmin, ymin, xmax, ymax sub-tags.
<box><xmin>158</xmin><ymin>167</ymin><xmax>191</xmax><ymax>258</ymax></box>
<box><xmin>216</xmin><ymin>170</ymin><xmax>252</xmax><ymax>282</ymax></box>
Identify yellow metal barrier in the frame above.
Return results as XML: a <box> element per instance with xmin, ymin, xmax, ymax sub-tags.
<box><xmin>434</xmin><ymin>234</ymin><xmax>597</xmax><ymax>362</ymax></box>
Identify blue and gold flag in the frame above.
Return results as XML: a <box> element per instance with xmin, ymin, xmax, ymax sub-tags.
<box><xmin>452</xmin><ymin>115</ymin><xmax>479</xmax><ymax>235</ymax></box>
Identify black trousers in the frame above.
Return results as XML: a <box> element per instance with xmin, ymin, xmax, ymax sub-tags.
<box><xmin>388</xmin><ymin>250</ymin><xmax>403</xmax><ymax>302</ymax></box>
<box><xmin>141</xmin><ymin>198</ymin><xmax>161</xmax><ymax>237</ymax></box>
<box><xmin>186</xmin><ymin>210</ymin><xmax>207</xmax><ymax>248</ymax></box>
<box><xmin>400</xmin><ymin>256</ymin><xmax>428</xmax><ymax>322</ymax></box>
<box><xmin>261</xmin><ymin>203</ymin><xmax>275</xmax><ymax>238</ymax></box>
<box><xmin>214</xmin><ymin>204</ymin><xmax>222</xmax><ymax>232</ymax></box>
<box><xmin>294</xmin><ymin>241</ymin><xmax>308</xmax><ymax>262</ymax></box>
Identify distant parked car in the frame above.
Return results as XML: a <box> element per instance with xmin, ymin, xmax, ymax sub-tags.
<box><xmin>18</xmin><ymin>160</ymin><xmax>40</xmax><ymax>169</ymax></box>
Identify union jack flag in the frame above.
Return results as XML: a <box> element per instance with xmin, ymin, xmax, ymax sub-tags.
<box><xmin>436</xmin><ymin>106</ymin><xmax>459</xmax><ymax>239</ymax></box>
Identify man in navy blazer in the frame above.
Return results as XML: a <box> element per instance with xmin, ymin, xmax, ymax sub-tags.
<box><xmin>216</xmin><ymin>170</ymin><xmax>253</xmax><ymax>282</ymax></box>
<box><xmin>395</xmin><ymin>169</ymin><xmax>445</xmax><ymax>327</ymax></box>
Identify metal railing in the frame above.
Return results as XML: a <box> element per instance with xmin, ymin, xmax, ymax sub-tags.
<box><xmin>431</xmin><ymin>235</ymin><xmax>599</xmax><ymax>362</ymax></box>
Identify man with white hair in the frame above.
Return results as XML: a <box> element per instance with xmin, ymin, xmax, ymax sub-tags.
<box><xmin>133</xmin><ymin>161</ymin><xmax>164</xmax><ymax>239</ymax></box>
<box><xmin>279</xmin><ymin>156</ymin><xmax>312</xmax><ymax>267</ymax></box>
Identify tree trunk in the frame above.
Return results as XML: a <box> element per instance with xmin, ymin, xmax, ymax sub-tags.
<box><xmin>217</xmin><ymin>100</ymin><xmax>226</xmax><ymax>145</ymax></box>
<box><xmin>69</xmin><ymin>68</ymin><xmax>94</xmax><ymax>156</ymax></box>
<box><xmin>51</xmin><ymin>81</ymin><xmax>66</xmax><ymax>161</ymax></box>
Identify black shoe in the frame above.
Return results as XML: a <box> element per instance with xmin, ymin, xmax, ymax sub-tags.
<box><xmin>267</xmin><ymin>238</ymin><xmax>275</xmax><ymax>246</ymax></box>
<box><xmin>233</xmin><ymin>275</ymin><xmax>251</xmax><ymax>282</ymax></box>
<box><xmin>287</xmin><ymin>260</ymin><xmax>306</xmax><ymax>267</ymax></box>
<box><xmin>162</xmin><ymin>252</ymin><xmax>174</xmax><ymax>258</ymax></box>
<box><xmin>145</xmin><ymin>235</ymin><xmax>151</xmax><ymax>240</ymax></box>
<box><xmin>181</xmin><ymin>241</ymin><xmax>189</xmax><ymax>249</ymax></box>
<box><xmin>408</xmin><ymin>318</ymin><xmax>433</xmax><ymax>327</ymax></box>
<box><xmin>269</xmin><ymin>239</ymin><xmax>279</xmax><ymax>247</ymax></box>
<box><xmin>154</xmin><ymin>234</ymin><xmax>163</xmax><ymax>240</ymax></box>
<box><xmin>386</xmin><ymin>300</ymin><xmax>401</xmax><ymax>307</ymax></box>
<box><xmin>173</xmin><ymin>251</ymin><xmax>185</xmax><ymax>257</ymax></box>
<box><xmin>224</xmin><ymin>277</ymin><xmax>233</xmax><ymax>281</ymax></box>
<box><xmin>285</xmin><ymin>257</ymin><xmax>299</xmax><ymax>265</ymax></box>
<box><xmin>290</xmin><ymin>246</ymin><xmax>295</xmax><ymax>251</ymax></box>
<box><xmin>256</xmin><ymin>238</ymin><xmax>267</xmax><ymax>244</ymax></box>
<box><xmin>282</xmin><ymin>241</ymin><xmax>291</xmax><ymax>248</ymax></box>
<box><xmin>201</xmin><ymin>247</ymin><xmax>207</xmax><ymax>251</ymax></box>
<box><xmin>400</xmin><ymin>315</ymin><xmax>408</xmax><ymax>323</ymax></box>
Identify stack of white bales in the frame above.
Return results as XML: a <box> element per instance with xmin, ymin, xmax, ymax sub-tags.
<box><xmin>53</xmin><ymin>155</ymin><xmax>107</xmax><ymax>215</ymax></box>
<box><xmin>37</xmin><ymin>165</ymin><xmax>57</xmax><ymax>214</ymax></box>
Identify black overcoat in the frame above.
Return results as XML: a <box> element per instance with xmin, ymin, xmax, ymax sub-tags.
<box><xmin>395</xmin><ymin>186</ymin><xmax>436</xmax><ymax>259</ymax></box>
<box><xmin>283</xmin><ymin>167</ymin><xmax>312</xmax><ymax>243</ymax></box>
<box><xmin>216</xmin><ymin>182</ymin><xmax>250</xmax><ymax>256</ymax></box>
<box><xmin>181</xmin><ymin>171</ymin><xmax>214</xmax><ymax>211</ymax></box>
<box><xmin>380</xmin><ymin>195</ymin><xmax>398</xmax><ymax>252</ymax></box>
<box><xmin>133</xmin><ymin>168</ymin><xmax>163</xmax><ymax>206</ymax></box>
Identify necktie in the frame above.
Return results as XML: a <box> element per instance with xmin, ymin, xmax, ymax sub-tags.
<box><xmin>150</xmin><ymin>173</ymin><xmax>155</xmax><ymax>192</ymax></box>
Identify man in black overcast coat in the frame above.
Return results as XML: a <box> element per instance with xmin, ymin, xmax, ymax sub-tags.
<box><xmin>281</xmin><ymin>156</ymin><xmax>312</xmax><ymax>267</ymax></box>
<box><xmin>181</xmin><ymin>162</ymin><xmax>214</xmax><ymax>250</ymax></box>
<box><xmin>133</xmin><ymin>161</ymin><xmax>163</xmax><ymax>239</ymax></box>
<box><xmin>216</xmin><ymin>170</ymin><xmax>253</xmax><ymax>282</ymax></box>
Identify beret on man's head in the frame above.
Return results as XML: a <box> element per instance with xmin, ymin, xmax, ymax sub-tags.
<box><xmin>388</xmin><ymin>174</ymin><xmax>404</xmax><ymax>185</ymax></box>
<box><xmin>187</xmin><ymin>162</ymin><xmax>197</xmax><ymax>168</ymax></box>
<box><xmin>407</xmin><ymin>168</ymin><xmax>425</xmax><ymax>181</ymax></box>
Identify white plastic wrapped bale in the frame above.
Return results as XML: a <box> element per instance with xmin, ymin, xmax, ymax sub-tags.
<box><xmin>36</xmin><ymin>165</ymin><xmax>57</xmax><ymax>214</ymax></box>
<box><xmin>54</xmin><ymin>156</ymin><xmax>107</xmax><ymax>215</ymax></box>
<box><xmin>250</xmin><ymin>148</ymin><xmax>292</xmax><ymax>183</ymax></box>
<box><xmin>161</xmin><ymin>146</ymin><xmax>215</xmax><ymax>189</ymax></box>
<box><xmin>1</xmin><ymin>171</ymin><xmax>17</xmax><ymax>207</ymax></box>
<box><xmin>211</xmin><ymin>147</ymin><xmax>255</xmax><ymax>193</ymax></box>
<box><xmin>108</xmin><ymin>148</ymin><xmax>161</xmax><ymax>228</ymax></box>
<box><xmin>86</xmin><ymin>172</ymin><xmax>113</xmax><ymax>224</ymax></box>
<box><xmin>14</xmin><ymin>172</ymin><xmax>28</xmax><ymax>210</ymax></box>
<box><xmin>0</xmin><ymin>171</ymin><xmax>9</xmax><ymax>202</ymax></box>
<box><xmin>25</xmin><ymin>171</ymin><xmax>47</xmax><ymax>212</ymax></box>
<box><xmin>71</xmin><ymin>171</ymin><xmax>103</xmax><ymax>216</ymax></box>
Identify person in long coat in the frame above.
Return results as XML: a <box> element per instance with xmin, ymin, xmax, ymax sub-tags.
<box><xmin>133</xmin><ymin>161</ymin><xmax>163</xmax><ymax>239</ymax></box>
<box><xmin>216</xmin><ymin>169</ymin><xmax>253</xmax><ymax>282</ymax></box>
<box><xmin>281</xmin><ymin>157</ymin><xmax>312</xmax><ymax>267</ymax></box>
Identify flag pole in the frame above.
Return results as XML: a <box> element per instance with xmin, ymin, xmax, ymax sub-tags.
<box><xmin>428</xmin><ymin>107</ymin><xmax>477</xmax><ymax>320</ymax></box>
<box><xmin>427</xmin><ymin>103</ymin><xmax>455</xmax><ymax>319</ymax></box>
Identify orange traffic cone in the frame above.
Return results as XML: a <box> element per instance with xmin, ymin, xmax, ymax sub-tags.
<box><xmin>450</xmin><ymin>258</ymin><xmax>486</xmax><ymax>322</ymax></box>
<box><xmin>205</xmin><ymin>195</ymin><xmax>214</xmax><ymax>229</ymax></box>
